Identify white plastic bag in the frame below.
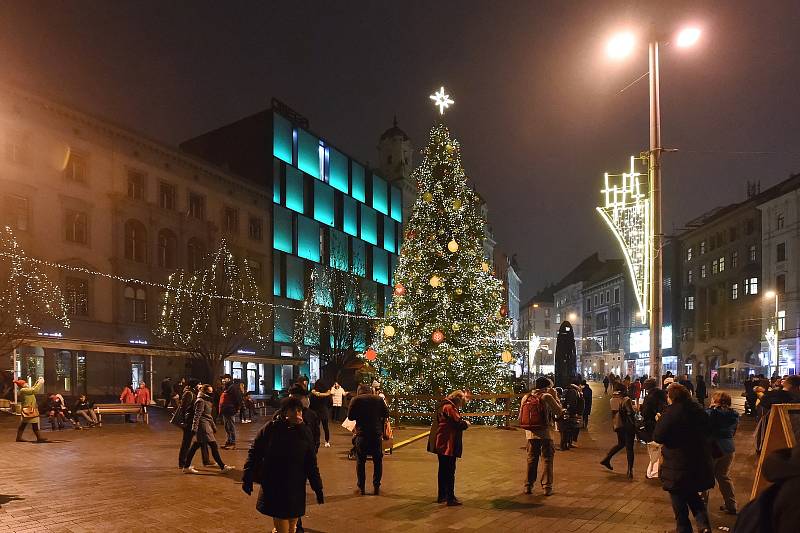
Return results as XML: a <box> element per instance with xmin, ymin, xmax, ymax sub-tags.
<box><xmin>341</xmin><ymin>417</ymin><xmax>356</xmax><ymax>432</ymax></box>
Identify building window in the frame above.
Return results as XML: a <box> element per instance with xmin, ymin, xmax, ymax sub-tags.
<box><xmin>777</xmin><ymin>213</ymin><xmax>785</xmax><ymax>230</ymax></box>
<box><xmin>613</xmin><ymin>307</ymin><xmax>620</xmax><ymax>326</ymax></box>
<box><xmin>778</xmin><ymin>310</ymin><xmax>786</xmax><ymax>332</ymax></box>
<box><xmin>719</xmin><ymin>256</ymin><xmax>725</xmax><ymax>272</ymax></box>
<box><xmin>596</xmin><ymin>312</ymin><xmax>608</xmax><ymax>329</ymax></box>
<box><xmin>124</xmin><ymin>220</ymin><xmax>147</xmax><ymax>263</ymax></box>
<box><xmin>187</xmin><ymin>238</ymin><xmax>205</xmax><ymax>271</ymax></box>
<box><xmin>594</xmin><ymin>295</ymin><xmax>598</xmax><ymax>307</ymax></box>
<box><xmin>65</xmin><ymin>210</ymin><xmax>88</xmax><ymax>244</ymax></box>
<box><xmin>586</xmin><ymin>298</ymin><xmax>591</xmax><ymax>312</ymax></box>
<box><xmin>223</xmin><ymin>206</ymin><xmax>239</xmax><ymax>233</ymax></box>
<box><xmin>64</xmin><ymin>152</ymin><xmax>87</xmax><ymax>183</ymax></box>
<box><xmin>746</xmin><ymin>218</ymin><xmax>755</xmax><ymax>235</ymax></box>
<box><xmin>64</xmin><ymin>277</ymin><xmax>89</xmax><ymax>317</ymax></box>
<box><xmin>731</xmin><ymin>250</ymin><xmax>738</xmax><ymax>269</ymax></box>
<box><xmin>614</xmin><ymin>288</ymin><xmax>620</xmax><ymax>303</ymax></box>
<box><xmin>685</xmin><ymin>296</ymin><xmax>695</xmax><ymax>310</ymax></box>
<box><xmin>777</xmin><ymin>274</ymin><xmax>786</xmax><ymax>295</ymax></box>
<box><xmin>749</xmin><ymin>245</ymin><xmax>757</xmax><ymax>262</ymax></box>
<box><xmin>700</xmin><ymin>264</ymin><xmax>707</xmax><ymax>278</ymax></box>
<box><xmin>606</xmin><ymin>290</ymin><xmax>610</xmax><ymax>304</ymax></box>
<box><xmin>700</xmin><ymin>241</ymin><xmax>706</xmax><ymax>255</ymax></box>
<box><xmin>687</xmin><ymin>268</ymin><xmax>693</xmax><ymax>285</ymax></box>
<box><xmin>729</xmin><ymin>227</ymin><xmax>737</xmax><ymax>241</ymax></box>
<box><xmin>249</xmin><ymin>216</ymin><xmax>263</xmax><ymax>241</ymax></box>
<box><xmin>124</xmin><ymin>285</ymin><xmax>147</xmax><ymax>323</ymax></box>
<box><xmin>744</xmin><ymin>277</ymin><xmax>759</xmax><ymax>295</ymax></box>
<box><xmin>127</xmin><ymin>170</ymin><xmax>145</xmax><ymax>200</ymax></box>
<box><xmin>159</xmin><ymin>182</ymin><xmax>176</xmax><ymax>210</ymax></box>
<box><xmin>4</xmin><ymin>195</ymin><xmax>29</xmax><ymax>231</ymax></box>
<box><xmin>686</xmin><ymin>247</ymin><xmax>693</xmax><ymax>261</ymax></box>
<box><xmin>157</xmin><ymin>229</ymin><xmax>177</xmax><ymax>269</ymax></box>
<box><xmin>188</xmin><ymin>192</ymin><xmax>205</xmax><ymax>220</ymax></box>
<box><xmin>731</xmin><ymin>283</ymin><xmax>738</xmax><ymax>300</ymax></box>
<box><xmin>712</xmin><ymin>259</ymin><xmax>719</xmax><ymax>275</ymax></box>
<box><xmin>777</xmin><ymin>242</ymin><xmax>786</xmax><ymax>262</ymax></box>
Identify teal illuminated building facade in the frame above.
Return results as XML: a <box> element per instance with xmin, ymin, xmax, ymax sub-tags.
<box><xmin>182</xmin><ymin>100</ymin><xmax>403</xmax><ymax>388</ymax></box>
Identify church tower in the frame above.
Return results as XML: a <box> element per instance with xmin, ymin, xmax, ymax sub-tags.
<box><xmin>377</xmin><ymin>116</ymin><xmax>415</xmax><ymax>221</ymax></box>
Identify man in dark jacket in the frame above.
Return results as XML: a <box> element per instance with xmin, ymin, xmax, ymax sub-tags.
<box><xmin>640</xmin><ymin>378</ymin><xmax>667</xmax><ymax>479</ymax></box>
<box><xmin>581</xmin><ymin>379</ymin><xmax>592</xmax><ymax>429</ymax></box>
<box><xmin>220</xmin><ymin>375</ymin><xmax>243</xmax><ymax>449</ymax></box>
<box><xmin>282</xmin><ymin>385</ymin><xmax>320</xmax><ymax>451</ymax></box>
<box><xmin>348</xmin><ymin>384</ymin><xmax>389</xmax><ymax>495</ymax></box>
<box><xmin>654</xmin><ymin>383</ymin><xmax>714</xmax><ymax>533</ymax></box>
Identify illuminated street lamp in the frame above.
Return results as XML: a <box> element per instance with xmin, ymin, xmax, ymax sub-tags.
<box><xmin>606</xmin><ymin>24</ymin><xmax>702</xmax><ymax>383</ymax></box>
<box><xmin>765</xmin><ymin>290</ymin><xmax>779</xmax><ymax>377</ymax></box>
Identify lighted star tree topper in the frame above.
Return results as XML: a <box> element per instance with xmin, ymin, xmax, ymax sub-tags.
<box><xmin>429</xmin><ymin>86</ymin><xmax>454</xmax><ymax>115</ymax></box>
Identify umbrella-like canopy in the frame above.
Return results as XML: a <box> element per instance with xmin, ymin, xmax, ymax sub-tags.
<box><xmin>718</xmin><ymin>361</ymin><xmax>761</xmax><ymax>370</ymax></box>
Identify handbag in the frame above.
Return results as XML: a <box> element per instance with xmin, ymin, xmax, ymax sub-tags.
<box><xmin>21</xmin><ymin>405</ymin><xmax>39</xmax><ymax>418</ymax></box>
<box><xmin>169</xmin><ymin>407</ymin><xmax>185</xmax><ymax>427</ymax></box>
<box><xmin>382</xmin><ymin>418</ymin><xmax>393</xmax><ymax>441</ymax></box>
<box><xmin>341</xmin><ymin>417</ymin><xmax>356</xmax><ymax>432</ymax></box>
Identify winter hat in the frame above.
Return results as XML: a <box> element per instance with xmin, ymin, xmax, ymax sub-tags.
<box><xmin>663</xmin><ymin>377</ymin><xmax>675</xmax><ymax>385</ymax></box>
<box><xmin>13</xmin><ymin>379</ymin><xmax>27</xmax><ymax>388</ymax></box>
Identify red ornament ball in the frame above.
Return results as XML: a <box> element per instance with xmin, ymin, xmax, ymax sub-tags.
<box><xmin>365</xmin><ymin>348</ymin><xmax>377</xmax><ymax>361</ymax></box>
<box><xmin>431</xmin><ymin>330</ymin><xmax>445</xmax><ymax>344</ymax></box>
<box><xmin>500</xmin><ymin>305</ymin><xmax>508</xmax><ymax>317</ymax></box>
<box><xmin>393</xmin><ymin>283</ymin><xmax>406</xmax><ymax>296</ymax></box>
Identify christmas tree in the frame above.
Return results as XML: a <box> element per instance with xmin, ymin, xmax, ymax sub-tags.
<box><xmin>374</xmin><ymin>123</ymin><xmax>511</xmax><ymax>398</ymax></box>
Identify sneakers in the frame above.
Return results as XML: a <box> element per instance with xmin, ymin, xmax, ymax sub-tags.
<box><xmin>600</xmin><ymin>459</ymin><xmax>613</xmax><ymax>471</ymax></box>
<box><xmin>221</xmin><ymin>465</ymin><xmax>235</xmax><ymax>473</ymax></box>
<box><xmin>183</xmin><ymin>466</ymin><xmax>200</xmax><ymax>474</ymax></box>
<box><xmin>324</xmin><ymin>442</ymin><xmax>331</xmax><ymax>448</ymax></box>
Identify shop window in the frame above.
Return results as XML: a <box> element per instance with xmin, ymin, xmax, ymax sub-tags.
<box><xmin>286</xmin><ymin>165</ymin><xmax>305</xmax><ymax>214</ymax></box>
<box><xmin>372</xmin><ymin>175</ymin><xmax>389</xmax><ymax>215</ymax></box>
<box><xmin>383</xmin><ymin>217</ymin><xmax>395</xmax><ymax>253</ymax></box>
<box><xmin>360</xmin><ymin>205</ymin><xmax>377</xmax><ymax>245</ymax></box>
<box><xmin>273</xmin><ymin>113</ymin><xmax>293</xmax><ymax>164</ymax></box>
<box><xmin>391</xmin><ymin>186</ymin><xmax>403</xmax><ymax>222</ymax></box>
<box><xmin>273</xmin><ymin>206</ymin><xmax>293</xmax><ymax>254</ymax></box>
<box><xmin>297</xmin><ymin>129</ymin><xmax>320</xmax><ymax>179</ymax></box>
<box><xmin>297</xmin><ymin>215</ymin><xmax>321</xmax><ymax>263</ymax></box>
<box><xmin>285</xmin><ymin>255</ymin><xmax>305</xmax><ymax>300</ymax></box>
<box><xmin>329</xmin><ymin>148</ymin><xmax>348</xmax><ymax>194</ymax></box>
<box><xmin>313</xmin><ymin>180</ymin><xmax>335</xmax><ymax>227</ymax></box>
<box><xmin>55</xmin><ymin>351</ymin><xmax>72</xmax><ymax>392</ymax></box>
<box><xmin>329</xmin><ymin>229</ymin><xmax>349</xmax><ymax>271</ymax></box>
<box><xmin>351</xmin><ymin>162</ymin><xmax>365</xmax><ymax>202</ymax></box>
<box><xmin>372</xmin><ymin>247</ymin><xmax>388</xmax><ymax>285</ymax></box>
<box><xmin>343</xmin><ymin>196</ymin><xmax>358</xmax><ymax>237</ymax></box>
<box><xmin>124</xmin><ymin>220</ymin><xmax>147</xmax><ymax>262</ymax></box>
<box><xmin>131</xmin><ymin>360</ymin><xmax>145</xmax><ymax>390</ymax></box>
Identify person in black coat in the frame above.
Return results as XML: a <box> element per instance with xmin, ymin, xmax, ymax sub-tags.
<box><xmin>348</xmin><ymin>384</ymin><xmax>390</xmax><ymax>495</ymax></box>
<box><xmin>639</xmin><ymin>378</ymin><xmax>667</xmax><ymax>479</ymax></box>
<box><xmin>243</xmin><ymin>396</ymin><xmax>324</xmax><ymax>533</ymax></box>
<box><xmin>653</xmin><ymin>383</ymin><xmax>714</xmax><ymax>533</ymax></box>
<box><xmin>696</xmin><ymin>375</ymin><xmax>708</xmax><ymax>406</ymax></box>
<box><xmin>581</xmin><ymin>379</ymin><xmax>592</xmax><ymax>429</ymax></box>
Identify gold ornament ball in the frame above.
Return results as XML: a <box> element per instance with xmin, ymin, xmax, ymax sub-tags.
<box><xmin>383</xmin><ymin>325</ymin><xmax>396</xmax><ymax>337</ymax></box>
<box><xmin>452</xmin><ymin>322</ymin><xmax>461</xmax><ymax>331</ymax></box>
<box><xmin>501</xmin><ymin>350</ymin><xmax>513</xmax><ymax>363</ymax></box>
<box><xmin>445</xmin><ymin>144</ymin><xmax>455</xmax><ymax>153</ymax></box>
<box><xmin>423</xmin><ymin>192</ymin><xmax>433</xmax><ymax>203</ymax></box>
<box><xmin>447</xmin><ymin>239</ymin><xmax>459</xmax><ymax>253</ymax></box>
<box><xmin>453</xmin><ymin>199</ymin><xmax>462</xmax><ymax>210</ymax></box>
<box><xmin>481</xmin><ymin>262</ymin><xmax>490</xmax><ymax>273</ymax></box>
<box><xmin>454</xmin><ymin>287</ymin><xmax>464</xmax><ymax>295</ymax></box>
<box><xmin>429</xmin><ymin>275</ymin><xmax>442</xmax><ymax>288</ymax></box>
<box><xmin>447</xmin><ymin>355</ymin><xmax>455</xmax><ymax>362</ymax></box>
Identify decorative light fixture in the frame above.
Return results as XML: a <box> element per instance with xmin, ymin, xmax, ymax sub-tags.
<box><xmin>429</xmin><ymin>86</ymin><xmax>454</xmax><ymax>115</ymax></box>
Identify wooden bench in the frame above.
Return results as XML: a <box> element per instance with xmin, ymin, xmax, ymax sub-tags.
<box><xmin>94</xmin><ymin>403</ymin><xmax>147</xmax><ymax>424</ymax></box>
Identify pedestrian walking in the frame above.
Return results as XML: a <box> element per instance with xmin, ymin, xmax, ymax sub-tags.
<box><xmin>602</xmin><ymin>375</ymin><xmax>610</xmax><ymax>395</ymax></box>
<box><xmin>581</xmin><ymin>379</ymin><xmax>592</xmax><ymax>430</ymax></box>
<box><xmin>310</xmin><ymin>381</ymin><xmax>332</xmax><ymax>447</ymax></box>
<box><xmin>348</xmin><ymin>384</ymin><xmax>389</xmax><ymax>495</ymax></box>
<box><xmin>135</xmin><ymin>382</ymin><xmax>151</xmax><ymax>422</ymax></box>
<box><xmin>428</xmin><ymin>390</ymin><xmax>470</xmax><ymax>506</ymax></box>
<box><xmin>639</xmin><ymin>378</ymin><xmax>667</xmax><ymax>479</ymax></box>
<box><xmin>183</xmin><ymin>384</ymin><xmax>235</xmax><ymax>474</ymax></box>
<box><xmin>600</xmin><ymin>382</ymin><xmax>636</xmax><ymax>478</ymax></box>
<box><xmin>678</xmin><ymin>374</ymin><xmax>695</xmax><ymax>396</ymax></box>
<box><xmin>696</xmin><ymin>375</ymin><xmax>708</xmax><ymax>407</ymax></box>
<box><xmin>219</xmin><ymin>374</ymin><xmax>242</xmax><ymax>450</ymax></box>
<box><xmin>560</xmin><ymin>379</ymin><xmax>583</xmax><ymax>450</ymax></box>
<box><xmin>654</xmin><ymin>383</ymin><xmax>714</xmax><ymax>533</ymax></box>
<box><xmin>14</xmin><ymin>377</ymin><xmax>47</xmax><ymax>443</ymax></box>
<box><xmin>519</xmin><ymin>376</ymin><xmax>564</xmax><ymax>496</ymax></box>
<box><xmin>704</xmin><ymin>391</ymin><xmax>739</xmax><ymax>515</ymax></box>
<box><xmin>330</xmin><ymin>382</ymin><xmax>346</xmax><ymax>422</ymax></box>
<box><xmin>161</xmin><ymin>377</ymin><xmax>173</xmax><ymax>404</ymax></box>
<box><xmin>120</xmin><ymin>383</ymin><xmax>136</xmax><ymax>423</ymax></box>
<box><xmin>176</xmin><ymin>379</ymin><xmax>212</xmax><ymax>469</ymax></box>
<box><xmin>242</xmin><ymin>396</ymin><xmax>324</xmax><ymax>533</ymax></box>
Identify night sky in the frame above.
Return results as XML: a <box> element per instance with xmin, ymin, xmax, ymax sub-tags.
<box><xmin>2</xmin><ymin>1</ymin><xmax>799</xmax><ymax>300</ymax></box>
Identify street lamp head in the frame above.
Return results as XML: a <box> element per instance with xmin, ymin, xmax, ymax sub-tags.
<box><xmin>607</xmin><ymin>31</ymin><xmax>636</xmax><ymax>59</ymax></box>
<box><xmin>567</xmin><ymin>312</ymin><xmax>578</xmax><ymax>322</ymax></box>
<box><xmin>765</xmin><ymin>290</ymin><xmax>776</xmax><ymax>299</ymax></box>
<box><xmin>676</xmin><ymin>27</ymin><xmax>701</xmax><ymax>48</ymax></box>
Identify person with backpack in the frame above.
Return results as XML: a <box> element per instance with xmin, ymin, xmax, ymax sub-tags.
<box><xmin>600</xmin><ymin>382</ymin><xmax>636</xmax><ymax>479</ymax></box>
<box><xmin>519</xmin><ymin>376</ymin><xmax>564</xmax><ymax>496</ymax></box>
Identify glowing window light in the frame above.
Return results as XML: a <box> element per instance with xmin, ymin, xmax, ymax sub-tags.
<box><xmin>596</xmin><ymin>155</ymin><xmax>650</xmax><ymax>324</ymax></box>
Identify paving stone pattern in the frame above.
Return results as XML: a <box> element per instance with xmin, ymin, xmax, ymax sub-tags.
<box><xmin>0</xmin><ymin>384</ymin><xmax>753</xmax><ymax>532</ymax></box>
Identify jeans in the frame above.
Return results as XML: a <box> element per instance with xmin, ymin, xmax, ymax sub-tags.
<box><xmin>179</xmin><ymin>426</ymin><xmax>210</xmax><ymax>467</ymax></box>
<box><xmin>222</xmin><ymin>414</ymin><xmax>237</xmax><ymax>445</ymax></box>
<box><xmin>669</xmin><ymin>490</ymin><xmax>710</xmax><ymax>533</ymax></box>
<box><xmin>437</xmin><ymin>454</ymin><xmax>458</xmax><ymax>501</ymax></box>
<box><xmin>355</xmin><ymin>436</ymin><xmax>383</xmax><ymax>488</ymax></box>
<box><xmin>185</xmin><ymin>440</ymin><xmax>225</xmax><ymax>468</ymax></box>
<box><xmin>526</xmin><ymin>438</ymin><xmax>554</xmax><ymax>489</ymax></box>
<box><xmin>604</xmin><ymin>428</ymin><xmax>635</xmax><ymax>470</ymax></box>
<box><xmin>75</xmin><ymin>409</ymin><xmax>98</xmax><ymax>426</ymax></box>
<box><xmin>315</xmin><ymin>409</ymin><xmax>330</xmax><ymax>442</ymax></box>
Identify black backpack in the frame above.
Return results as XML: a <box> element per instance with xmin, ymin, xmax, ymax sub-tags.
<box><xmin>734</xmin><ymin>482</ymin><xmax>781</xmax><ymax>532</ymax></box>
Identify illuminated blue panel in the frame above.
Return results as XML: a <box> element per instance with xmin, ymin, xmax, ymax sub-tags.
<box><xmin>372</xmin><ymin>175</ymin><xmax>389</xmax><ymax>215</ymax></box>
<box><xmin>297</xmin><ymin>129</ymin><xmax>320</xmax><ymax>179</ymax></box>
<box><xmin>330</xmin><ymin>229</ymin><xmax>349</xmax><ymax>272</ymax></box>
<box><xmin>391</xmin><ymin>186</ymin><xmax>402</xmax><ymax>222</ymax></box>
<box><xmin>351</xmin><ymin>162</ymin><xmax>365</xmax><ymax>202</ymax></box>
<box><xmin>313</xmin><ymin>180</ymin><xmax>335</xmax><ymax>227</ymax></box>
<box><xmin>383</xmin><ymin>216</ymin><xmax>395</xmax><ymax>253</ymax></box>
<box><xmin>274</xmin><ymin>308</ymin><xmax>293</xmax><ymax>342</ymax></box>
<box><xmin>273</xmin><ymin>158</ymin><xmax>282</xmax><ymax>203</ymax></box>
<box><xmin>343</xmin><ymin>196</ymin><xmax>358</xmax><ymax>237</ymax></box>
<box><xmin>297</xmin><ymin>216</ymin><xmax>320</xmax><ymax>263</ymax></box>
<box><xmin>352</xmin><ymin>239</ymin><xmax>366</xmax><ymax>277</ymax></box>
<box><xmin>273</xmin><ymin>206</ymin><xmax>293</xmax><ymax>254</ymax></box>
<box><xmin>390</xmin><ymin>254</ymin><xmax>398</xmax><ymax>284</ymax></box>
<box><xmin>273</xmin><ymin>252</ymin><xmax>282</xmax><ymax>296</ymax></box>
<box><xmin>360</xmin><ymin>205</ymin><xmax>377</xmax><ymax>245</ymax></box>
<box><xmin>285</xmin><ymin>165</ymin><xmax>304</xmax><ymax>214</ymax></box>
<box><xmin>273</xmin><ymin>113</ymin><xmax>293</xmax><ymax>164</ymax></box>
<box><xmin>329</xmin><ymin>148</ymin><xmax>348</xmax><ymax>194</ymax></box>
<box><xmin>372</xmin><ymin>247</ymin><xmax>388</xmax><ymax>285</ymax></box>
<box><xmin>286</xmin><ymin>255</ymin><xmax>305</xmax><ymax>300</ymax></box>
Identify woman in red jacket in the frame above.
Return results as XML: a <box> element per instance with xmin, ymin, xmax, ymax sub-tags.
<box><xmin>120</xmin><ymin>383</ymin><xmax>136</xmax><ymax>423</ymax></box>
<box><xmin>428</xmin><ymin>390</ymin><xmax>470</xmax><ymax>506</ymax></box>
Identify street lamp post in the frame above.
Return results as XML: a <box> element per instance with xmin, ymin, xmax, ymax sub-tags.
<box><xmin>765</xmin><ymin>290</ymin><xmax>779</xmax><ymax>377</ymax></box>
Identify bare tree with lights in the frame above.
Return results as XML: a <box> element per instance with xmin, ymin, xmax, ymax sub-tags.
<box><xmin>155</xmin><ymin>239</ymin><xmax>270</xmax><ymax>383</ymax></box>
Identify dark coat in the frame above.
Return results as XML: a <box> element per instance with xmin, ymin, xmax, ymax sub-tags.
<box><xmin>220</xmin><ymin>382</ymin><xmax>243</xmax><ymax>416</ymax></box>
<box><xmin>653</xmin><ymin>400</ymin><xmax>714</xmax><ymax>493</ymax></box>
<box><xmin>582</xmin><ymin>384</ymin><xmax>593</xmax><ymax>415</ymax></box>
<box><xmin>639</xmin><ymin>388</ymin><xmax>667</xmax><ymax>442</ymax></box>
<box><xmin>243</xmin><ymin>419</ymin><xmax>323</xmax><ymax>520</ymax></box>
<box><xmin>695</xmin><ymin>379</ymin><xmax>707</xmax><ymax>400</ymax></box>
<box><xmin>191</xmin><ymin>392</ymin><xmax>217</xmax><ymax>443</ymax></box>
<box><xmin>706</xmin><ymin>406</ymin><xmax>738</xmax><ymax>454</ymax></box>
<box><xmin>347</xmin><ymin>394</ymin><xmax>389</xmax><ymax>440</ymax></box>
<box><xmin>764</xmin><ymin>445</ymin><xmax>800</xmax><ymax>532</ymax></box>
<box><xmin>273</xmin><ymin>406</ymin><xmax>320</xmax><ymax>450</ymax></box>
<box><xmin>427</xmin><ymin>399</ymin><xmax>468</xmax><ymax>457</ymax></box>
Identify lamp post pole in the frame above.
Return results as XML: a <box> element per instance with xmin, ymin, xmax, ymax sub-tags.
<box><xmin>649</xmin><ymin>38</ymin><xmax>663</xmax><ymax>384</ymax></box>
<box><xmin>773</xmin><ymin>292</ymin><xmax>779</xmax><ymax>378</ymax></box>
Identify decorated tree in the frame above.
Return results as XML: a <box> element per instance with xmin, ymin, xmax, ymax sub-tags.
<box><xmin>374</xmin><ymin>124</ymin><xmax>511</xmax><ymax>397</ymax></box>
<box><xmin>293</xmin><ymin>262</ymin><xmax>377</xmax><ymax>382</ymax></box>
<box><xmin>155</xmin><ymin>239</ymin><xmax>270</xmax><ymax>382</ymax></box>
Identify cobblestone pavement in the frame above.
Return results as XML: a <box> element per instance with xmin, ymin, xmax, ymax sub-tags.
<box><xmin>0</xmin><ymin>384</ymin><xmax>753</xmax><ymax>532</ymax></box>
